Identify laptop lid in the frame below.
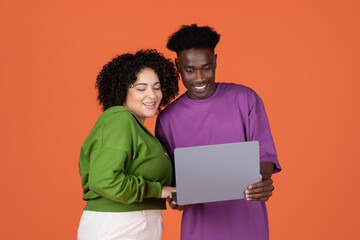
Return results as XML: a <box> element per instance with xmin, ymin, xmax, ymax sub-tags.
<box><xmin>173</xmin><ymin>141</ymin><xmax>260</xmax><ymax>205</ymax></box>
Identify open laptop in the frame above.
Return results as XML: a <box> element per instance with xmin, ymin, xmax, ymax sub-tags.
<box><xmin>172</xmin><ymin>141</ymin><xmax>260</xmax><ymax>205</ymax></box>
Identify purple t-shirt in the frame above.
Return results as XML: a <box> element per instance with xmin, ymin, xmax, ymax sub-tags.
<box><xmin>156</xmin><ymin>83</ymin><xmax>281</xmax><ymax>240</ymax></box>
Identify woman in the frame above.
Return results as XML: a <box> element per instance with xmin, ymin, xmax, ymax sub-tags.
<box><xmin>78</xmin><ymin>49</ymin><xmax>179</xmax><ymax>240</ymax></box>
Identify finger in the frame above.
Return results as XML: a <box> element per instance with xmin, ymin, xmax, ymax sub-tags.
<box><xmin>246</xmin><ymin>191</ymin><xmax>272</xmax><ymax>200</ymax></box>
<box><xmin>247</xmin><ymin>192</ymin><xmax>272</xmax><ymax>199</ymax></box>
<box><xmin>169</xmin><ymin>203</ymin><xmax>178</xmax><ymax>209</ymax></box>
<box><xmin>168</xmin><ymin>200</ymin><xmax>179</xmax><ymax>209</ymax></box>
<box><xmin>177</xmin><ymin>204</ymin><xmax>190</xmax><ymax>211</ymax></box>
<box><xmin>246</xmin><ymin>185</ymin><xmax>274</xmax><ymax>194</ymax></box>
<box><xmin>248</xmin><ymin>181</ymin><xmax>265</xmax><ymax>190</ymax></box>
<box><xmin>177</xmin><ymin>205</ymin><xmax>186</xmax><ymax>211</ymax></box>
<box><xmin>248</xmin><ymin>179</ymin><xmax>273</xmax><ymax>190</ymax></box>
<box><xmin>246</xmin><ymin>191</ymin><xmax>273</xmax><ymax>201</ymax></box>
<box><xmin>248</xmin><ymin>186</ymin><xmax>274</xmax><ymax>196</ymax></box>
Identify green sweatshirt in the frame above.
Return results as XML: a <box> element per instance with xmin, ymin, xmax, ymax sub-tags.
<box><xmin>79</xmin><ymin>106</ymin><xmax>173</xmax><ymax>212</ymax></box>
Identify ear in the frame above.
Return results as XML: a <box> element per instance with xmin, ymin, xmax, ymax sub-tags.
<box><xmin>214</xmin><ymin>54</ymin><xmax>217</xmax><ymax>69</ymax></box>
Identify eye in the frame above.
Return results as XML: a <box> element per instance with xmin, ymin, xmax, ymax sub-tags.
<box><xmin>136</xmin><ymin>88</ymin><xmax>146</xmax><ymax>92</ymax></box>
<box><xmin>153</xmin><ymin>83</ymin><xmax>161</xmax><ymax>90</ymax></box>
<box><xmin>186</xmin><ymin>69</ymin><xmax>194</xmax><ymax>73</ymax></box>
<box><xmin>203</xmin><ymin>67</ymin><xmax>211</xmax><ymax>71</ymax></box>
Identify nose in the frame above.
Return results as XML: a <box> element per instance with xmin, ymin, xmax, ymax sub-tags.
<box><xmin>194</xmin><ymin>70</ymin><xmax>205</xmax><ymax>82</ymax></box>
<box><xmin>146</xmin><ymin>88</ymin><xmax>157</xmax><ymax>99</ymax></box>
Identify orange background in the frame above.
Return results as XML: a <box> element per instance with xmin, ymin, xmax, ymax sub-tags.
<box><xmin>1</xmin><ymin>0</ymin><xmax>359</xmax><ymax>239</ymax></box>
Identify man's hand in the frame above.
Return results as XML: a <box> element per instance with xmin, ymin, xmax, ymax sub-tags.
<box><xmin>245</xmin><ymin>161</ymin><xmax>275</xmax><ymax>201</ymax></box>
<box><xmin>166</xmin><ymin>193</ymin><xmax>190</xmax><ymax>211</ymax></box>
<box><xmin>245</xmin><ymin>177</ymin><xmax>274</xmax><ymax>201</ymax></box>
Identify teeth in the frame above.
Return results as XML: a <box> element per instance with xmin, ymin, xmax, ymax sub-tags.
<box><xmin>195</xmin><ymin>85</ymin><xmax>206</xmax><ymax>90</ymax></box>
<box><xmin>144</xmin><ymin>102</ymin><xmax>155</xmax><ymax>106</ymax></box>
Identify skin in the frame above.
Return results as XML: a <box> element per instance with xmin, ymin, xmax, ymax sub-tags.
<box><xmin>167</xmin><ymin>48</ymin><xmax>276</xmax><ymax>210</ymax></box>
<box><xmin>245</xmin><ymin>162</ymin><xmax>275</xmax><ymax>201</ymax></box>
<box><xmin>123</xmin><ymin>67</ymin><xmax>175</xmax><ymax>198</ymax></box>
<box><xmin>175</xmin><ymin>48</ymin><xmax>218</xmax><ymax>100</ymax></box>
<box><xmin>124</xmin><ymin>68</ymin><xmax>163</xmax><ymax>124</ymax></box>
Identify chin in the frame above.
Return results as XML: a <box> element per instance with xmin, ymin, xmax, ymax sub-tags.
<box><xmin>145</xmin><ymin>111</ymin><xmax>157</xmax><ymax>118</ymax></box>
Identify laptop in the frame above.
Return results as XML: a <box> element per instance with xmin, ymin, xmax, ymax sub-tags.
<box><xmin>172</xmin><ymin>141</ymin><xmax>260</xmax><ymax>205</ymax></box>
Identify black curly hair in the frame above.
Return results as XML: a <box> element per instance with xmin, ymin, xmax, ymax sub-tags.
<box><xmin>167</xmin><ymin>24</ymin><xmax>220</xmax><ymax>54</ymax></box>
<box><xmin>96</xmin><ymin>49</ymin><xmax>179</xmax><ymax>111</ymax></box>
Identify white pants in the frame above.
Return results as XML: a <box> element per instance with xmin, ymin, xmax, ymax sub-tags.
<box><xmin>77</xmin><ymin>210</ymin><xmax>163</xmax><ymax>240</ymax></box>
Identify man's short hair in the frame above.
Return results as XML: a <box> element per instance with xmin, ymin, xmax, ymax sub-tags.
<box><xmin>167</xmin><ymin>24</ymin><xmax>220</xmax><ymax>54</ymax></box>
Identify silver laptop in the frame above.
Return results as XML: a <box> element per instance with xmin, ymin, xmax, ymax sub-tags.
<box><xmin>173</xmin><ymin>141</ymin><xmax>260</xmax><ymax>205</ymax></box>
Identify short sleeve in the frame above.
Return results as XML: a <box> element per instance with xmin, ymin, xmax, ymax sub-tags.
<box><xmin>247</xmin><ymin>90</ymin><xmax>281</xmax><ymax>173</ymax></box>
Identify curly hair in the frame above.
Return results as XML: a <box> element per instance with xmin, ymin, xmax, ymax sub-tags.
<box><xmin>95</xmin><ymin>49</ymin><xmax>179</xmax><ymax>111</ymax></box>
<box><xmin>167</xmin><ymin>24</ymin><xmax>221</xmax><ymax>54</ymax></box>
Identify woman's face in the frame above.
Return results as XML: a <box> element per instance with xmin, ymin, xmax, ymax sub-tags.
<box><xmin>124</xmin><ymin>68</ymin><xmax>162</xmax><ymax>123</ymax></box>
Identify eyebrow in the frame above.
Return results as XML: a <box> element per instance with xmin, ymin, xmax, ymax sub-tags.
<box><xmin>185</xmin><ymin>63</ymin><xmax>212</xmax><ymax>68</ymax></box>
<box><xmin>134</xmin><ymin>82</ymin><xmax>161</xmax><ymax>86</ymax></box>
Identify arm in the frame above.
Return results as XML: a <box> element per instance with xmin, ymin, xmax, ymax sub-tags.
<box><xmin>245</xmin><ymin>89</ymin><xmax>281</xmax><ymax>201</ymax></box>
<box><xmin>88</xmin><ymin>113</ymin><xmax>173</xmax><ymax>203</ymax></box>
<box><xmin>88</xmin><ymin>147</ymin><xmax>174</xmax><ymax>203</ymax></box>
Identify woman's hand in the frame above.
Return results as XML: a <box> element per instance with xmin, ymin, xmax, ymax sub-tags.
<box><xmin>161</xmin><ymin>186</ymin><xmax>176</xmax><ymax>198</ymax></box>
<box><xmin>166</xmin><ymin>193</ymin><xmax>190</xmax><ymax>211</ymax></box>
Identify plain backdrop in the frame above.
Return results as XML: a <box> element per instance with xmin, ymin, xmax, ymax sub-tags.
<box><xmin>1</xmin><ymin>0</ymin><xmax>359</xmax><ymax>239</ymax></box>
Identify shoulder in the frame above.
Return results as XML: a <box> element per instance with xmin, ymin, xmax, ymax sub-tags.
<box><xmin>219</xmin><ymin>82</ymin><xmax>261</xmax><ymax>102</ymax></box>
<box><xmin>101</xmin><ymin>106</ymin><xmax>136</xmax><ymax>127</ymax></box>
<box><xmin>100</xmin><ymin>107</ymin><xmax>140</xmax><ymax>149</ymax></box>
<box><xmin>219</xmin><ymin>82</ymin><xmax>257</xmax><ymax>96</ymax></box>
<box><xmin>218</xmin><ymin>83</ymin><xmax>265</xmax><ymax>114</ymax></box>
<box><xmin>98</xmin><ymin>106</ymin><xmax>140</xmax><ymax>140</ymax></box>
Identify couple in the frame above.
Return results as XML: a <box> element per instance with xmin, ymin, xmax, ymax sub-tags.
<box><xmin>78</xmin><ymin>24</ymin><xmax>281</xmax><ymax>240</ymax></box>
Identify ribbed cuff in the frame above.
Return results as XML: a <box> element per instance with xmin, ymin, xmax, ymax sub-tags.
<box><xmin>145</xmin><ymin>181</ymin><xmax>161</xmax><ymax>198</ymax></box>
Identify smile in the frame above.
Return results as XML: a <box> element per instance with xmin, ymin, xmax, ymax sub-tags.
<box><xmin>143</xmin><ymin>102</ymin><xmax>155</xmax><ymax>106</ymax></box>
<box><xmin>195</xmin><ymin>84</ymin><xmax>206</xmax><ymax>90</ymax></box>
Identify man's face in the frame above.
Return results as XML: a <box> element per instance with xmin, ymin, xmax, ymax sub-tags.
<box><xmin>176</xmin><ymin>48</ymin><xmax>217</xmax><ymax>100</ymax></box>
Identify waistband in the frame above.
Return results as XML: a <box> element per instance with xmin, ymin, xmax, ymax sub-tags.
<box><xmin>84</xmin><ymin>197</ymin><xmax>166</xmax><ymax>212</ymax></box>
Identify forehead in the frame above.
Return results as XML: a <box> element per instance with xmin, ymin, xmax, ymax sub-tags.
<box><xmin>132</xmin><ymin>68</ymin><xmax>160</xmax><ymax>87</ymax></box>
<box><xmin>177</xmin><ymin>48</ymin><xmax>215</xmax><ymax>66</ymax></box>
<box><xmin>135</xmin><ymin>68</ymin><xmax>159</xmax><ymax>83</ymax></box>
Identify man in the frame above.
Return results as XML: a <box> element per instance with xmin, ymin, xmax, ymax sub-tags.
<box><xmin>155</xmin><ymin>24</ymin><xmax>281</xmax><ymax>240</ymax></box>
